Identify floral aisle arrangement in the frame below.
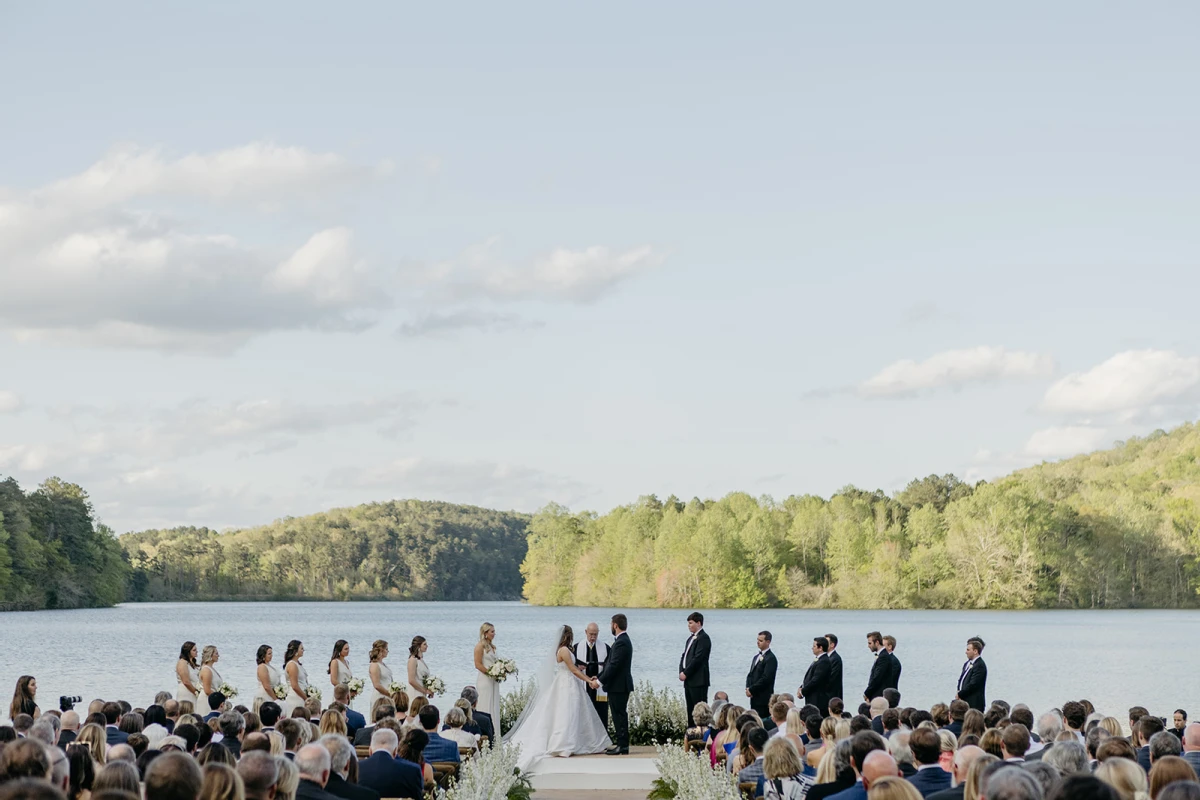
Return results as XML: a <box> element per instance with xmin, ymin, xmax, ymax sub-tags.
<box><xmin>422</xmin><ymin>675</ymin><xmax>447</xmax><ymax>696</ymax></box>
<box><xmin>499</xmin><ymin>679</ymin><xmax>537</xmax><ymax>736</ymax></box>
<box><xmin>486</xmin><ymin>658</ymin><xmax>519</xmax><ymax>682</ymax></box>
<box><xmin>628</xmin><ymin>680</ymin><xmax>687</xmax><ymax>745</ymax></box>
<box><xmin>217</xmin><ymin>683</ymin><xmax>238</xmax><ymax>700</ymax></box>
<box><xmin>649</xmin><ymin>743</ymin><xmax>740</xmax><ymax>800</ymax></box>
<box><xmin>437</xmin><ymin>741</ymin><xmax>532</xmax><ymax>800</ymax></box>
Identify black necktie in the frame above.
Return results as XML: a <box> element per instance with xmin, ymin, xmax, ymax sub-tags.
<box><xmin>587</xmin><ymin>644</ymin><xmax>597</xmax><ymax>676</ymax></box>
<box><xmin>958</xmin><ymin>661</ymin><xmax>970</xmax><ymax>690</ymax></box>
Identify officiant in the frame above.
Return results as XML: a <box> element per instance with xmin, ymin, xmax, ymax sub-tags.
<box><xmin>574</xmin><ymin>621</ymin><xmax>609</xmax><ymax>727</ymax></box>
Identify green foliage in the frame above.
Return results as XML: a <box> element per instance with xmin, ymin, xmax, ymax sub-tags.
<box><xmin>627</xmin><ymin>680</ymin><xmax>687</xmax><ymax>745</ymax></box>
<box><xmin>0</xmin><ymin>477</ymin><xmax>128</xmax><ymax>610</ymax></box>
<box><xmin>121</xmin><ymin>500</ymin><xmax>530</xmax><ymax>601</ymax></box>
<box><xmin>522</xmin><ymin>422</ymin><xmax>1200</xmax><ymax>609</ymax></box>
<box><xmin>499</xmin><ymin>679</ymin><xmax>537</xmax><ymax>736</ymax></box>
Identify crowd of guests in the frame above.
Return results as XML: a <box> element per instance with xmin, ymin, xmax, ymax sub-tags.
<box><xmin>0</xmin><ymin>675</ymin><xmax>497</xmax><ymax>800</ymax></box>
<box><xmin>685</xmin><ymin>687</ymin><xmax>1198</xmax><ymax>800</ymax></box>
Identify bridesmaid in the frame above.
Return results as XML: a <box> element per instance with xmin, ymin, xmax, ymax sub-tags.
<box><xmin>284</xmin><ymin>639</ymin><xmax>311</xmax><ymax>710</ymax></box>
<box><xmin>199</xmin><ymin>645</ymin><xmax>223</xmax><ymax>713</ymax></box>
<box><xmin>253</xmin><ymin>644</ymin><xmax>284</xmax><ymax>714</ymax></box>
<box><xmin>328</xmin><ymin>640</ymin><xmax>353</xmax><ymax>704</ymax></box>
<box><xmin>175</xmin><ymin>642</ymin><xmax>201</xmax><ymax>707</ymax></box>
<box><xmin>407</xmin><ymin>636</ymin><xmax>433</xmax><ymax>698</ymax></box>
<box><xmin>363</xmin><ymin>640</ymin><xmax>392</xmax><ymax>717</ymax></box>
<box><xmin>473</xmin><ymin>623</ymin><xmax>502</xmax><ymax>742</ymax></box>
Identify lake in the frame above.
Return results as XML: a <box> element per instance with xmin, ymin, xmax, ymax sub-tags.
<box><xmin>1</xmin><ymin>602</ymin><xmax>1193</xmax><ymax>725</ymax></box>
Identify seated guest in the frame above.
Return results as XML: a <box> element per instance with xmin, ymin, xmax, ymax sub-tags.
<box><xmin>204</xmin><ymin>694</ymin><xmax>227</xmax><ymax>724</ymax></box>
<box><xmin>397</xmin><ymin>730</ymin><xmax>434</xmax><ymax>788</ymax></box>
<box><xmin>357</xmin><ymin>729</ymin><xmax>422</xmax><ymax>800</ymax></box>
<box><xmin>869</xmin><ymin>699</ymin><xmax>889</xmax><ymax>736</ymax></box>
<box><xmin>217</xmin><ymin>712</ymin><xmax>244</xmax><ymax>759</ymax></box>
<box><xmin>330</xmin><ymin>687</ymin><xmax>364</xmax><ymax>739</ymax></box>
<box><xmin>144</xmin><ymin>751</ymin><xmax>203</xmax><ymax>800</ymax></box>
<box><xmin>1097</xmin><ymin>756</ymin><xmax>1150</xmax><ymax>800</ymax></box>
<box><xmin>241</xmin><ymin>733</ymin><xmax>271</xmax><ymax>755</ymax></box>
<box><xmin>353</xmin><ymin>703</ymin><xmax>394</xmax><ymax>747</ymax></box>
<box><xmin>236</xmin><ymin>751</ymin><xmax>278</xmax><ymax>800</ymax></box>
<box><xmin>258</xmin><ymin>703</ymin><xmax>283</xmax><ymax>734</ymax></box>
<box><xmin>889</xmin><ymin>731</ymin><xmax>917</xmax><ymax>778</ymax></box>
<box><xmin>737</xmin><ymin>727</ymin><xmax>770</xmax><ymax>787</ymax></box>
<box><xmin>1138</xmin><ymin>717</ymin><xmax>1167</xmax><ymax>772</ymax></box>
<box><xmin>450</xmin><ymin>700</ymin><xmax>477</xmax><ymax>737</ymax></box>
<box><xmin>907</xmin><ymin>727</ymin><xmax>951</xmax><ymax>797</ymax></box>
<box><xmin>688</xmin><ymin>703</ymin><xmax>714</xmax><ymax>745</ymax></box>
<box><xmin>760</xmin><ymin>735</ymin><xmax>813</xmax><ymax>800</ymax></box>
<box><xmin>1001</xmin><ymin>724</ymin><xmax>1031</xmax><ymax>763</ymax></box>
<box><xmin>439</xmin><ymin>708</ymin><xmax>477</xmax><ymax>754</ymax></box>
<box><xmin>1150</xmin><ymin>731</ymin><xmax>1183</xmax><ymax>767</ymax></box>
<box><xmin>1149</xmin><ymin>756</ymin><xmax>1197</xmax><ymax>799</ymax></box>
<box><xmin>294</xmin><ymin>743</ymin><xmax>339</xmax><ymax>800</ymax></box>
<box><xmin>102</xmin><ymin>704</ymin><xmax>128</xmax><ymax>747</ymax></box>
<box><xmin>317</xmin><ymin>734</ymin><xmax>378</xmax><ymax>800</ymax></box>
<box><xmin>416</xmin><ymin>707</ymin><xmax>459</xmax><ymax>763</ymax></box>
<box><xmin>277</xmin><ymin>719</ymin><xmax>306</xmax><ymax>760</ymax></box>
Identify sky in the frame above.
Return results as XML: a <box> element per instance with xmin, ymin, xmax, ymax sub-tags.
<box><xmin>1</xmin><ymin>3</ymin><xmax>1199</xmax><ymax>533</ymax></box>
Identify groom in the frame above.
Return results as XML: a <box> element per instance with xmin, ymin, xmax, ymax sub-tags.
<box><xmin>596</xmin><ymin>613</ymin><xmax>633</xmax><ymax>756</ymax></box>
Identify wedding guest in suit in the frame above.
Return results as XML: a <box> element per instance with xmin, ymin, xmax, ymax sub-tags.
<box><xmin>58</xmin><ymin>710</ymin><xmax>81</xmax><ymax>749</ymax></box>
<box><xmin>597</xmin><ymin>614</ymin><xmax>634</xmax><ymax>756</ymax></box>
<box><xmin>416</xmin><ymin>706</ymin><xmax>459</xmax><ymax>764</ymax></box>
<box><xmin>294</xmin><ymin>743</ymin><xmax>341</xmax><ymax>800</ymax></box>
<box><xmin>103</xmin><ymin>703</ymin><xmax>128</xmax><ymax>746</ymax></box>
<box><xmin>825</xmin><ymin>634</ymin><xmax>844</xmax><ymax>707</ymax></box>
<box><xmin>925</xmin><ymin>745</ymin><xmax>985</xmax><ymax>800</ymax></box>
<box><xmin>679</xmin><ymin>612</ymin><xmax>712</xmax><ymax>729</ymax></box>
<box><xmin>459</xmin><ymin>687</ymin><xmax>494</xmax><ymax>743</ymax></box>
<box><xmin>746</xmin><ymin>631</ymin><xmax>778</xmax><ymax>721</ymax></box>
<box><xmin>955</xmin><ymin>637</ymin><xmax>987</xmax><ymax>712</ymax></box>
<box><xmin>357</xmin><ymin>729</ymin><xmax>421</xmax><ymax>800</ymax></box>
<box><xmin>574</xmin><ymin>623</ymin><xmax>610</xmax><ymax>729</ymax></box>
<box><xmin>883</xmin><ymin>636</ymin><xmax>901</xmax><ymax>691</ymax></box>
<box><xmin>318</xmin><ymin>734</ymin><xmax>378</xmax><ymax>800</ymax></box>
<box><xmin>907</xmin><ymin>727</ymin><xmax>951</xmax><ymax>797</ymax></box>
<box><xmin>352</xmin><ymin>703</ymin><xmax>394</xmax><ymax>747</ymax></box>
<box><xmin>331</xmin><ymin>686</ymin><xmax>364</xmax><ymax>739</ymax></box>
<box><xmin>800</xmin><ymin>638</ymin><xmax>835</xmax><ymax>718</ymax></box>
<box><xmin>864</xmin><ymin>633</ymin><xmax>893</xmax><ymax>702</ymax></box>
<box><xmin>237</xmin><ymin>751</ymin><xmax>278</xmax><ymax>800</ymax></box>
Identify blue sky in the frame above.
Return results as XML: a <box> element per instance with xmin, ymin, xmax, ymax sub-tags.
<box><xmin>2</xmin><ymin>3</ymin><xmax>1198</xmax><ymax>532</ymax></box>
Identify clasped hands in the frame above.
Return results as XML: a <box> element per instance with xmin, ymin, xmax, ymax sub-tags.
<box><xmin>588</xmin><ymin>678</ymin><xmax>602</xmax><ymax>690</ymax></box>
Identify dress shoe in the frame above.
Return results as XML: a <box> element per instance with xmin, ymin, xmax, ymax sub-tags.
<box><xmin>605</xmin><ymin>746</ymin><xmax>622</xmax><ymax>755</ymax></box>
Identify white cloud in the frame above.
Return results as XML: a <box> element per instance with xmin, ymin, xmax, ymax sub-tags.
<box><xmin>1023</xmin><ymin>426</ymin><xmax>1111</xmax><ymax>460</ymax></box>
<box><xmin>426</xmin><ymin>238</ymin><xmax>664</xmax><ymax>304</ymax></box>
<box><xmin>1042</xmin><ymin>350</ymin><xmax>1200</xmax><ymax>419</ymax></box>
<box><xmin>395</xmin><ymin>309</ymin><xmax>538</xmax><ymax>339</ymax></box>
<box><xmin>860</xmin><ymin>346</ymin><xmax>1055</xmax><ymax>397</ymax></box>
<box><xmin>0</xmin><ymin>390</ymin><xmax>20</xmax><ymax>413</ymax></box>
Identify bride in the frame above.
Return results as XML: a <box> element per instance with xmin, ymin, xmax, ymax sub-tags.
<box><xmin>506</xmin><ymin>625</ymin><xmax>613</xmax><ymax>772</ymax></box>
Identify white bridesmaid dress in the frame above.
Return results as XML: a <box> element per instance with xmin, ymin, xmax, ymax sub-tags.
<box><xmin>253</xmin><ymin>662</ymin><xmax>285</xmax><ymax>714</ymax></box>
<box><xmin>176</xmin><ymin>662</ymin><xmax>200</xmax><ymax>707</ymax></box>
<box><xmin>476</xmin><ymin>649</ymin><xmax>502</xmax><ymax>742</ymax></box>
<box><xmin>332</xmin><ymin>658</ymin><xmax>353</xmax><ymax>708</ymax></box>
<box><xmin>362</xmin><ymin>661</ymin><xmax>393</xmax><ymax>718</ymax></box>
<box><xmin>200</xmin><ymin>664</ymin><xmax>224</xmax><ymax>714</ymax></box>
<box><xmin>409</xmin><ymin>657</ymin><xmax>430</xmax><ymax>698</ymax></box>
<box><xmin>284</xmin><ymin>660</ymin><xmax>311</xmax><ymax>711</ymax></box>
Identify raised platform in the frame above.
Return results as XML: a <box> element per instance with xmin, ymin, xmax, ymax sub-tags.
<box><xmin>528</xmin><ymin>746</ymin><xmax>658</xmax><ymax>792</ymax></box>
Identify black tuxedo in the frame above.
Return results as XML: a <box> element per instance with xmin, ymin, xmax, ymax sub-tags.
<box><xmin>956</xmin><ymin>657</ymin><xmax>987</xmax><ymax>711</ymax></box>
<box><xmin>325</xmin><ymin>774</ymin><xmax>379</xmax><ymax>800</ymax></box>
<box><xmin>575</xmin><ymin>640</ymin><xmax>610</xmax><ymax>729</ymax></box>
<box><xmin>745</xmin><ymin>649</ymin><xmax>778</xmax><ymax>719</ymax></box>
<box><xmin>597</xmin><ymin>631</ymin><xmax>634</xmax><ymax>752</ymax></box>
<box><xmin>679</xmin><ymin>629</ymin><xmax>711</xmax><ymax>727</ymax></box>
<box><xmin>801</xmin><ymin>654</ymin><xmax>834</xmax><ymax>717</ymax></box>
<box><xmin>827</xmin><ymin>650</ymin><xmax>844</xmax><ymax>706</ymax></box>
<box><xmin>865</xmin><ymin>650</ymin><xmax>893</xmax><ymax>700</ymax></box>
<box><xmin>887</xmin><ymin>651</ymin><xmax>902</xmax><ymax>690</ymax></box>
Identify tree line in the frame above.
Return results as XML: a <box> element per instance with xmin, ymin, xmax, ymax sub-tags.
<box><xmin>521</xmin><ymin>423</ymin><xmax>1200</xmax><ymax>609</ymax></box>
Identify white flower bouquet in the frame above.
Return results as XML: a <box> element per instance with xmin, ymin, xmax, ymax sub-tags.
<box><xmin>387</xmin><ymin>681</ymin><xmax>406</xmax><ymax>695</ymax></box>
<box><xmin>273</xmin><ymin>684</ymin><xmax>289</xmax><ymax>700</ymax></box>
<box><xmin>346</xmin><ymin>678</ymin><xmax>364</xmax><ymax>696</ymax></box>
<box><xmin>218</xmin><ymin>683</ymin><xmax>238</xmax><ymax>700</ymax></box>
<box><xmin>305</xmin><ymin>686</ymin><xmax>322</xmax><ymax>702</ymax></box>
<box><xmin>422</xmin><ymin>675</ymin><xmax>446</xmax><ymax>696</ymax></box>
<box><xmin>486</xmin><ymin>658</ymin><xmax>519</xmax><ymax>682</ymax></box>
<box><xmin>652</xmin><ymin>743</ymin><xmax>740</xmax><ymax>800</ymax></box>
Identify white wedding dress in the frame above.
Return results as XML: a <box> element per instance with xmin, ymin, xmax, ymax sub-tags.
<box><xmin>506</xmin><ymin>638</ymin><xmax>612</xmax><ymax>772</ymax></box>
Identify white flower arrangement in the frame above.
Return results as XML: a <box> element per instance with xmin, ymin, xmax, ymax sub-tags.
<box><xmin>273</xmin><ymin>684</ymin><xmax>289</xmax><ymax>700</ymax></box>
<box><xmin>346</xmin><ymin>678</ymin><xmax>365</xmax><ymax>696</ymax></box>
<box><xmin>217</xmin><ymin>683</ymin><xmax>238</xmax><ymax>700</ymax></box>
<box><xmin>422</xmin><ymin>674</ymin><xmax>446</xmax><ymax>696</ymax></box>
<box><xmin>305</xmin><ymin>686</ymin><xmax>322</xmax><ymax>702</ymax></box>
<box><xmin>436</xmin><ymin>741</ymin><xmax>531</xmax><ymax>800</ymax></box>
<box><xmin>651</xmin><ymin>743</ymin><xmax>740</xmax><ymax>800</ymax></box>
<box><xmin>387</xmin><ymin>681</ymin><xmax>406</xmax><ymax>695</ymax></box>
<box><xmin>486</xmin><ymin>658</ymin><xmax>519</xmax><ymax>682</ymax></box>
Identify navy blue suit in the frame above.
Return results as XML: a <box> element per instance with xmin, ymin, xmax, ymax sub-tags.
<box><xmin>105</xmin><ymin>726</ymin><xmax>128</xmax><ymax>746</ymax></box>
<box><xmin>908</xmin><ymin>767</ymin><xmax>952</xmax><ymax>798</ymax></box>
<box><xmin>827</xmin><ymin>782</ymin><xmax>867</xmax><ymax>800</ymax></box>
<box><xmin>422</xmin><ymin>731</ymin><xmax>461</xmax><ymax>763</ymax></box>
<box><xmin>345</xmin><ymin>708</ymin><xmax>366</xmax><ymax>738</ymax></box>
<box><xmin>357</xmin><ymin>752</ymin><xmax>423</xmax><ymax>800</ymax></box>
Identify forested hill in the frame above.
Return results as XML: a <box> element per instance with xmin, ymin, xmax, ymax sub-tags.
<box><xmin>521</xmin><ymin>422</ymin><xmax>1200</xmax><ymax>610</ymax></box>
<box><xmin>122</xmin><ymin>501</ymin><xmax>531</xmax><ymax>601</ymax></box>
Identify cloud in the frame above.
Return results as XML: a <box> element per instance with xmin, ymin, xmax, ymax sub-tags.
<box><xmin>1023</xmin><ymin>426</ymin><xmax>1111</xmax><ymax>460</ymax></box>
<box><xmin>1042</xmin><ymin>350</ymin><xmax>1200</xmax><ymax>420</ymax></box>
<box><xmin>395</xmin><ymin>309</ymin><xmax>540</xmax><ymax>339</ymax></box>
<box><xmin>0</xmin><ymin>142</ymin><xmax>389</xmax><ymax>352</ymax></box>
<box><xmin>860</xmin><ymin>346</ymin><xmax>1055</xmax><ymax>397</ymax></box>
<box><xmin>424</xmin><ymin>238</ymin><xmax>665</xmax><ymax>304</ymax></box>
<box><xmin>0</xmin><ymin>390</ymin><xmax>19</xmax><ymax>413</ymax></box>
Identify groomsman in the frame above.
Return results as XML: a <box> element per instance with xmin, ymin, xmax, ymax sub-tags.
<box><xmin>745</xmin><ymin>631</ymin><xmax>777</xmax><ymax>720</ymax></box>
<box><xmin>825</xmin><ymin>633</ymin><xmax>844</xmax><ymax>707</ymax></box>
<box><xmin>884</xmin><ymin>635</ymin><xmax>902</xmax><ymax>691</ymax></box>
<box><xmin>864</xmin><ymin>631</ymin><xmax>895</xmax><ymax>701</ymax></box>
<box><xmin>956</xmin><ymin>636</ymin><xmax>988</xmax><ymax>711</ymax></box>
<box><xmin>574</xmin><ymin>622</ymin><xmax>609</xmax><ymax>728</ymax></box>
<box><xmin>799</xmin><ymin>637</ymin><xmax>834</xmax><ymax>717</ymax></box>
<box><xmin>678</xmin><ymin>612</ymin><xmax>711</xmax><ymax>728</ymax></box>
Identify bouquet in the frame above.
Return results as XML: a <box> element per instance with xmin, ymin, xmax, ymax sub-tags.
<box><xmin>346</xmin><ymin>678</ymin><xmax>364</xmax><ymax>696</ymax></box>
<box><xmin>217</xmin><ymin>683</ymin><xmax>238</xmax><ymax>700</ymax></box>
<box><xmin>387</xmin><ymin>681</ymin><xmax>406</xmax><ymax>696</ymax></box>
<box><xmin>486</xmin><ymin>658</ymin><xmax>519</xmax><ymax>683</ymax></box>
<box><xmin>422</xmin><ymin>675</ymin><xmax>446</xmax><ymax>696</ymax></box>
<box><xmin>305</xmin><ymin>686</ymin><xmax>322</xmax><ymax>702</ymax></box>
<box><xmin>273</xmin><ymin>684</ymin><xmax>289</xmax><ymax>700</ymax></box>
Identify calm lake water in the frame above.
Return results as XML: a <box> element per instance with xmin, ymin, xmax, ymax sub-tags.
<box><xmin>1</xmin><ymin>602</ymin><xmax>1194</xmax><ymax>725</ymax></box>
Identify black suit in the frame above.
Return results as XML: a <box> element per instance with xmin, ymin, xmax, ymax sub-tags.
<box><xmin>927</xmin><ymin>785</ymin><xmax>965</xmax><ymax>800</ymax></box>
<box><xmin>745</xmin><ymin>649</ymin><xmax>778</xmax><ymax>720</ymax></box>
<box><xmin>576</xmin><ymin>641</ymin><xmax>609</xmax><ymax>729</ymax></box>
<box><xmin>801</xmin><ymin>654</ymin><xmax>834</xmax><ymax>718</ymax></box>
<box><xmin>223</xmin><ymin>739</ymin><xmax>242</xmax><ymax>759</ymax></box>
<box><xmin>472</xmin><ymin>710</ymin><xmax>495</xmax><ymax>743</ymax></box>
<box><xmin>597</xmin><ymin>631</ymin><xmax>634</xmax><ymax>752</ymax></box>
<box><xmin>357</xmin><ymin>752</ymin><xmax>423</xmax><ymax>800</ymax></box>
<box><xmin>325</xmin><ymin>774</ymin><xmax>379</xmax><ymax>800</ymax></box>
<box><xmin>956</xmin><ymin>657</ymin><xmax>987</xmax><ymax>711</ymax></box>
<box><xmin>827</xmin><ymin>650</ymin><xmax>844</xmax><ymax>705</ymax></box>
<box><xmin>887</xmin><ymin>651</ymin><xmax>902</xmax><ymax>690</ymax></box>
<box><xmin>865</xmin><ymin>650</ymin><xmax>893</xmax><ymax>700</ymax></box>
<box><xmin>57</xmin><ymin>730</ymin><xmax>77</xmax><ymax>749</ymax></box>
<box><xmin>295</xmin><ymin>779</ymin><xmax>342</xmax><ymax>800</ymax></box>
<box><xmin>353</xmin><ymin>725</ymin><xmax>377</xmax><ymax>747</ymax></box>
<box><xmin>806</xmin><ymin>770</ymin><xmax>856</xmax><ymax>800</ymax></box>
<box><xmin>680</xmin><ymin>629</ymin><xmax>711</xmax><ymax>727</ymax></box>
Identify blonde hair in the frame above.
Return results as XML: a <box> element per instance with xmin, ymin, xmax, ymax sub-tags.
<box><xmin>266</xmin><ymin>731</ymin><xmax>284</xmax><ymax>756</ymax></box>
<box><xmin>275</xmin><ymin>756</ymin><xmax>299</xmax><ymax>800</ymax></box>
<box><xmin>199</xmin><ymin>763</ymin><xmax>245</xmax><ymax>800</ymax></box>
<box><xmin>77</xmin><ymin>723</ymin><xmax>107</xmax><ymax>765</ymax></box>
<box><xmin>835</xmin><ymin>719</ymin><xmax>852</xmax><ymax>742</ymax></box>
<box><xmin>1097</xmin><ymin>757</ymin><xmax>1151</xmax><ymax>800</ymax></box>
<box><xmin>978</xmin><ymin>728</ymin><xmax>1003</xmax><ymax>758</ymax></box>
<box><xmin>178</xmin><ymin>701</ymin><xmax>195</xmax><ymax>717</ymax></box>
<box><xmin>1100</xmin><ymin>717</ymin><xmax>1124</xmax><ymax>736</ymax></box>
<box><xmin>201</xmin><ymin>645</ymin><xmax>219</xmax><ymax>666</ymax></box>
<box><xmin>938</xmin><ymin>730</ymin><xmax>958</xmax><ymax>753</ymax></box>
<box><xmin>319</xmin><ymin>709</ymin><xmax>347</xmax><ymax>737</ymax></box>
<box><xmin>820</xmin><ymin>716</ymin><xmax>837</xmax><ymax>741</ymax></box>
<box><xmin>369</xmin><ymin>640</ymin><xmax>388</xmax><ymax>663</ymax></box>
<box><xmin>868</xmin><ymin>776</ymin><xmax>922</xmax><ymax>800</ymax></box>
<box><xmin>479</xmin><ymin>623</ymin><xmax>496</xmax><ymax>653</ymax></box>
<box><xmin>815</xmin><ymin>745</ymin><xmax>839</xmax><ymax>784</ymax></box>
<box><xmin>763</xmin><ymin>735</ymin><xmax>804</xmax><ymax>780</ymax></box>
<box><xmin>963</xmin><ymin>753</ymin><xmax>998</xmax><ymax>800</ymax></box>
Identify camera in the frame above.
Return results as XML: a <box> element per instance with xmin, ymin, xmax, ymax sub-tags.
<box><xmin>60</xmin><ymin>696</ymin><xmax>82</xmax><ymax>712</ymax></box>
